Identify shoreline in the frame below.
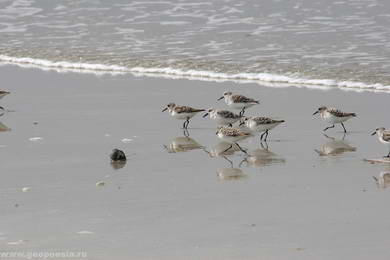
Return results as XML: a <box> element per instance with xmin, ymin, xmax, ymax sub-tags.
<box><xmin>1</xmin><ymin>54</ymin><xmax>390</xmax><ymax>94</ymax></box>
<box><xmin>1</xmin><ymin>65</ymin><xmax>390</xmax><ymax>259</ymax></box>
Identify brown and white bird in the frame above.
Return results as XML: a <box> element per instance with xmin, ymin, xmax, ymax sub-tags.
<box><xmin>162</xmin><ymin>103</ymin><xmax>205</xmax><ymax>129</ymax></box>
<box><xmin>313</xmin><ymin>106</ymin><xmax>356</xmax><ymax>133</ymax></box>
<box><xmin>203</xmin><ymin>108</ymin><xmax>242</xmax><ymax>126</ymax></box>
<box><xmin>217</xmin><ymin>91</ymin><xmax>259</xmax><ymax>116</ymax></box>
<box><xmin>216</xmin><ymin>126</ymin><xmax>251</xmax><ymax>154</ymax></box>
<box><xmin>240</xmin><ymin>116</ymin><xmax>284</xmax><ymax>142</ymax></box>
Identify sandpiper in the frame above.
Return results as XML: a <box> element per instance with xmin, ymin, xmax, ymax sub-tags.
<box><xmin>372</xmin><ymin>127</ymin><xmax>390</xmax><ymax>158</ymax></box>
<box><xmin>313</xmin><ymin>106</ymin><xmax>356</xmax><ymax>133</ymax></box>
<box><xmin>162</xmin><ymin>103</ymin><xmax>205</xmax><ymax>129</ymax></box>
<box><xmin>240</xmin><ymin>116</ymin><xmax>284</xmax><ymax>142</ymax></box>
<box><xmin>216</xmin><ymin>126</ymin><xmax>251</xmax><ymax>154</ymax></box>
<box><xmin>217</xmin><ymin>91</ymin><xmax>259</xmax><ymax>116</ymax></box>
<box><xmin>0</xmin><ymin>90</ymin><xmax>10</xmax><ymax>100</ymax></box>
<box><xmin>203</xmin><ymin>108</ymin><xmax>242</xmax><ymax>126</ymax></box>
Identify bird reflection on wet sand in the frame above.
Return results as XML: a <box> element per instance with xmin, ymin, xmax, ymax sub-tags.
<box><xmin>373</xmin><ymin>171</ymin><xmax>390</xmax><ymax>189</ymax></box>
<box><xmin>240</xmin><ymin>142</ymin><xmax>285</xmax><ymax>168</ymax></box>
<box><xmin>217</xmin><ymin>168</ymin><xmax>247</xmax><ymax>180</ymax></box>
<box><xmin>163</xmin><ymin>136</ymin><xmax>203</xmax><ymax>153</ymax></box>
<box><xmin>315</xmin><ymin>134</ymin><xmax>356</xmax><ymax>156</ymax></box>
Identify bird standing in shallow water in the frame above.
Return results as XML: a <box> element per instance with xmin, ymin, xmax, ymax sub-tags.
<box><xmin>372</xmin><ymin>127</ymin><xmax>390</xmax><ymax>158</ymax></box>
<box><xmin>313</xmin><ymin>106</ymin><xmax>356</xmax><ymax>133</ymax></box>
<box><xmin>217</xmin><ymin>91</ymin><xmax>259</xmax><ymax>116</ymax></box>
<box><xmin>162</xmin><ymin>103</ymin><xmax>205</xmax><ymax>129</ymax></box>
<box><xmin>240</xmin><ymin>116</ymin><xmax>284</xmax><ymax>142</ymax></box>
<box><xmin>216</xmin><ymin>126</ymin><xmax>251</xmax><ymax>154</ymax></box>
<box><xmin>203</xmin><ymin>108</ymin><xmax>242</xmax><ymax>126</ymax></box>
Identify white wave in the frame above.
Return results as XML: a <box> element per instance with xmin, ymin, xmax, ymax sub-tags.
<box><xmin>0</xmin><ymin>54</ymin><xmax>389</xmax><ymax>93</ymax></box>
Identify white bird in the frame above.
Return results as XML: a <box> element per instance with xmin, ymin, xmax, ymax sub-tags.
<box><xmin>202</xmin><ymin>108</ymin><xmax>242</xmax><ymax>126</ymax></box>
<box><xmin>313</xmin><ymin>106</ymin><xmax>356</xmax><ymax>133</ymax></box>
<box><xmin>372</xmin><ymin>127</ymin><xmax>390</xmax><ymax>158</ymax></box>
<box><xmin>217</xmin><ymin>91</ymin><xmax>259</xmax><ymax>116</ymax></box>
<box><xmin>240</xmin><ymin>116</ymin><xmax>284</xmax><ymax>142</ymax></box>
<box><xmin>216</xmin><ymin>126</ymin><xmax>251</xmax><ymax>154</ymax></box>
<box><xmin>162</xmin><ymin>103</ymin><xmax>205</xmax><ymax>129</ymax></box>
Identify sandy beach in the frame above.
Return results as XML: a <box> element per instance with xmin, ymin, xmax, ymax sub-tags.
<box><xmin>1</xmin><ymin>64</ymin><xmax>390</xmax><ymax>259</ymax></box>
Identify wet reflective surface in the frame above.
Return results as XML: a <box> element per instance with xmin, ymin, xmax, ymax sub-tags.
<box><xmin>315</xmin><ymin>134</ymin><xmax>356</xmax><ymax>156</ymax></box>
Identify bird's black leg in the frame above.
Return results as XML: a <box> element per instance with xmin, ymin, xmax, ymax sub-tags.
<box><xmin>386</xmin><ymin>150</ymin><xmax>390</xmax><ymax>158</ymax></box>
<box><xmin>260</xmin><ymin>131</ymin><xmax>266</xmax><ymax>140</ymax></box>
<box><xmin>222</xmin><ymin>144</ymin><xmax>233</xmax><ymax>154</ymax></box>
<box><xmin>234</xmin><ymin>142</ymin><xmax>247</xmax><ymax>154</ymax></box>
<box><xmin>264</xmin><ymin>130</ymin><xmax>269</xmax><ymax>141</ymax></box>
<box><xmin>183</xmin><ymin>128</ymin><xmax>189</xmax><ymax>137</ymax></box>
<box><xmin>182</xmin><ymin>120</ymin><xmax>187</xmax><ymax>129</ymax></box>
<box><xmin>241</xmin><ymin>107</ymin><xmax>246</xmax><ymax>116</ymax></box>
<box><xmin>341</xmin><ymin>122</ymin><xmax>347</xmax><ymax>133</ymax></box>
<box><xmin>323</xmin><ymin>125</ymin><xmax>335</xmax><ymax>131</ymax></box>
<box><xmin>184</xmin><ymin>118</ymin><xmax>190</xmax><ymax>129</ymax></box>
<box><xmin>222</xmin><ymin>156</ymin><xmax>233</xmax><ymax>168</ymax></box>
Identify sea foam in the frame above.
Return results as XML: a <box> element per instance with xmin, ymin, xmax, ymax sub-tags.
<box><xmin>1</xmin><ymin>54</ymin><xmax>389</xmax><ymax>93</ymax></box>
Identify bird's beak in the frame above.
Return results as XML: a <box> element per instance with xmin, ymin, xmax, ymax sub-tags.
<box><xmin>371</xmin><ymin>131</ymin><xmax>377</xmax><ymax>136</ymax></box>
<box><xmin>162</xmin><ymin>107</ymin><xmax>167</xmax><ymax>112</ymax></box>
<box><xmin>217</xmin><ymin>96</ymin><xmax>224</xmax><ymax>101</ymax></box>
<box><xmin>312</xmin><ymin>111</ymin><xmax>319</xmax><ymax>115</ymax></box>
<box><xmin>202</xmin><ymin>113</ymin><xmax>209</xmax><ymax>118</ymax></box>
<box><xmin>215</xmin><ymin>131</ymin><xmax>219</xmax><ymax>135</ymax></box>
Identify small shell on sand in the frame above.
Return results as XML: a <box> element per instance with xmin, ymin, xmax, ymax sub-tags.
<box><xmin>22</xmin><ymin>187</ymin><xmax>31</xmax><ymax>192</ymax></box>
<box><xmin>96</xmin><ymin>181</ymin><xmax>105</xmax><ymax>187</ymax></box>
<box><xmin>77</xmin><ymin>230</ymin><xmax>94</xmax><ymax>235</ymax></box>
<box><xmin>29</xmin><ymin>137</ymin><xmax>43</xmax><ymax>142</ymax></box>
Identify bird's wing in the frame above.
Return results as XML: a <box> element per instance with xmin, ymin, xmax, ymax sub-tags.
<box><xmin>232</xmin><ymin>95</ymin><xmax>258</xmax><ymax>103</ymax></box>
<box><xmin>175</xmin><ymin>106</ymin><xmax>205</xmax><ymax>113</ymax></box>
<box><xmin>328</xmin><ymin>108</ymin><xmax>356</xmax><ymax>117</ymax></box>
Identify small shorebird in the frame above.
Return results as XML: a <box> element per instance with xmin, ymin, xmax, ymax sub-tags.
<box><xmin>372</xmin><ymin>127</ymin><xmax>390</xmax><ymax>158</ymax></box>
<box><xmin>203</xmin><ymin>108</ymin><xmax>242</xmax><ymax>126</ymax></box>
<box><xmin>240</xmin><ymin>116</ymin><xmax>284</xmax><ymax>142</ymax></box>
<box><xmin>217</xmin><ymin>91</ymin><xmax>259</xmax><ymax>116</ymax></box>
<box><xmin>216</xmin><ymin>126</ymin><xmax>251</xmax><ymax>154</ymax></box>
<box><xmin>313</xmin><ymin>106</ymin><xmax>356</xmax><ymax>133</ymax></box>
<box><xmin>162</xmin><ymin>103</ymin><xmax>205</xmax><ymax>129</ymax></box>
<box><xmin>0</xmin><ymin>90</ymin><xmax>10</xmax><ymax>100</ymax></box>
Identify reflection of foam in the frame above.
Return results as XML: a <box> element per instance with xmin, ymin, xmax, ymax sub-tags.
<box><xmin>1</xmin><ymin>55</ymin><xmax>390</xmax><ymax>93</ymax></box>
<box><xmin>217</xmin><ymin>168</ymin><xmax>246</xmax><ymax>180</ymax></box>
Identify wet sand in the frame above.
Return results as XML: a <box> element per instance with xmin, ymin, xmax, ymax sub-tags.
<box><xmin>1</xmin><ymin>65</ymin><xmax>390</xmax><ymax>260</ymax></box>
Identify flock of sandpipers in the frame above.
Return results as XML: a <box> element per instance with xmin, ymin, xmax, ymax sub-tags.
<box><xmin>0</xmin><ymin>89</ymin><xmax>389</xmax><ymax>158</ymax></box>
<box><xmin>163</xmin><ymin>91</ymin><xmax>390</xmax><ymax>158</ymax></box>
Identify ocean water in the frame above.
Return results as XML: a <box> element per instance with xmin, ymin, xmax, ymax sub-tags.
<box><xmin>1</xmin><ymin>0</ymin><xmax>390</xmax><ymax>91</ymax></box>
